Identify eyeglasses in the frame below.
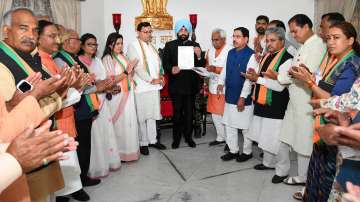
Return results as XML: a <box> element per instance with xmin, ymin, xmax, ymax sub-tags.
<box><xmin>232</xmin><ymin>35</ymin><xmax>244</xmax><ymax>39</ymax></box>
<box><xmin>86</xmin><ymin>43</ymin><xmax>98</xmax><ymax>47</ymax></box>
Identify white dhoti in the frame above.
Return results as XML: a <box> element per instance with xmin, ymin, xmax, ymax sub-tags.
<box><xmin>134</xmin><ymin>91</ymin><xmax>161</xmax><ymax>146</ymax></box>
<box><xmin>222</xmin><ymin>103</ymin><xmax>253</xmax><ymax>153</ymax></box>
<box><xmin>55</xmin><ymin>151</ymin><xmax>82</xmax><ymax>196</ymax></box>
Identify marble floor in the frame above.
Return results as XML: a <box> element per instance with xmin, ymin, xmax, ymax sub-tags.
<box><xmin>82</xmin><ymin>120</ymin><xmax>302</xmax><ymax>202</ymax></box>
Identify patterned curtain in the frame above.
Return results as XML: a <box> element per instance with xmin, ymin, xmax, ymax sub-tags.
<box><xmin>314</xmin><ymin>0</ymin><xmax>358</xmax><ymax>32</ymax></box>
<box><xmin>11</xmin><ymin>0</ymin><xmax>81</xmax><ymax>32</ymax></box>
<box><xmin>11</xmin><ymin>0</ymin><xmax>54</xmax><ymax>21</ymax></box>
<box><xmin>0</xmin><ymin>0</ymin><xmax>13</xmax><ymax>40</ymax></box>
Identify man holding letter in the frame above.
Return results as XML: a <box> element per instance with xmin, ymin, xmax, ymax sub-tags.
<box><xmin>162</xmin><ymin>19</ymin><xmax>205</xmax><ymax>149</ymax></box>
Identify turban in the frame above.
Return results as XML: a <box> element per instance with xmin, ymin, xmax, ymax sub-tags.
<box><xmin>174</xmin><ymin>19</ymin><xmax>192</xmax><ymax>34</ymax></box>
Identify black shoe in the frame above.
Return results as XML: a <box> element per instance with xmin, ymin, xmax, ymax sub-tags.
<box><xmin>186</xmin><ymin>140</ymin><xmax>196</xmax><ymax>148</ymax></box>
<box><xmin>221</xmin><ymin>152</ymin><xmax>239</xmax><ymax>161</ymax></box>
<box><xmin>224</xmin><ymin>144</ymin><xmax>230</xmax><ymax>152</ymax></box>
<box><xmin>56</xmin><ymin>196</ymin><xmax>70</xmax><ymax>202</ymax></box>
<box><xmin>209</xmin><ymin>140</ymin><xmax>225</xmax><ymax>146</ymax></box>
<box><xmin>272</xmin><ymin>175</ymin><xmax>289</xmax><ymax>184</ymax></box>
<box><xmin>254</xmin><ymin>163</ymin><xmax>275</xmax><ymax>170</ymax></box>
<box><xmin>81</xmin><ymin>176</ymin><xmax>101</xmax><ymax>187</ymax></box>
<box><xmin>149</xmin><ymin>142</ymin><xmax>166</xmax><ymax>150</ymax></box>
<box><xmin>194</xmin><ymin>126</ymin><xmax>202</xmax><ymax>138</ymax></box>
<box><xmin>71</xmin><ymin>189</ymin><xmax>90</xmax><ymax>201</ymax></box>
<box><xmin>236</xmin><ymin>153</ymin><xmax>253</xmax><ymax>162</ymax></box>
<box><xmin>172</xmin><ymin>141</ymin><xmax>180</xmax><ymax>149</ymax></box>
<box><xmin>140</xmin><ymin>146</ymin><xmax>149</xmax><ymax>155</ymax></box>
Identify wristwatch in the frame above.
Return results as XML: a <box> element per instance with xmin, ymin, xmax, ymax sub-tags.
<box><xmin>123</xmin><ymin>70</ymin><xmax>128</xmax><ymax>75</ymax></box>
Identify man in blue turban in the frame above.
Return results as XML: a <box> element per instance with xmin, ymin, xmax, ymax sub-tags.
<box><xmin>162</xmin><ymin>19</ymin><xmax>205</xmax><ymax>149</ymax></box>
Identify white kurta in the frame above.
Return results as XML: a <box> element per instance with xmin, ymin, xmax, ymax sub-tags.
<box><xmin>278</xmin><ymin>34</ymin><xmax>327</xmax><ymax>156</ymax></box>
<box><xmin>219</xmin><ymin>54</ymin><xmax>258</xmax><ymax>129</ymax></box>
<box><xmin>84</xmin><ymin>57</ymin><xmax>121</xmax><ymax>178</ymax></box>
<box><xmin>102</xmin><ymin>54</ymin><xmax>140</xmax><ymax>161</ymax></box>
<box><xmin>127</xmin><ymin>40</ymin><xmax>162</xmax><ymax>122</ymax></box>
<box><xmin>246</xmin><ymin>58</ymin><xmax>292</xmax><ymax>154</ymax></box>
<box><xmin>207</xmin><ymin>45</ymin><xmax>231</xmax><ymax>95</ymax></box>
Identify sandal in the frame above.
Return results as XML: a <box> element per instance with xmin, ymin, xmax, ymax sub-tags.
<box><xmin>292</xmin><ymin>191</ymin><xmax>303</xmax><ymax>201</ymax></box>
<box><xmin>283</xmin><ymin>176</ymin><xmax>306</xmax><ymax>186</ymax></box>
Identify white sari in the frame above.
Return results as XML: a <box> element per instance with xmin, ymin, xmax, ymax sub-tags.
<box><xmin>102</xmin><ymin>54</ymin><xmax>140</xmax><ymax>161</ymax></box>
<box><xmin>79</xmin><ymin>56</ymin><xmax>121</xmax><ymax>178</ymax></box>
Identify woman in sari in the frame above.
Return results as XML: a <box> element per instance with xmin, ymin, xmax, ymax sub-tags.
<box><xmin>102</xmin><ymin>33</ymin><xmax>140</xmax><ymax>161</ymax></box>
<box><xmin>78</xmin><ymin>33</ymin><xmax>121</xmax><ymax>178</ymax></box>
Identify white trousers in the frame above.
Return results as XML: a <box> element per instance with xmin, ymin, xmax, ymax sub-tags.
<box><xmin>139</xmin><ymin>119</ymin><xmax>157</xmax><ymax>146</ymax></box>
<box><xmin>242</xmin><ymin>136</ymin><xmax>253</xmax><ymax>155</ymax></box>
<box><xmin>262</xmin><ymin>149</ymin><xmax>289</xmax><ymax>177</ymax></box>
<box><xmin>212</xmin><ymin>114</ymin><xmax>225</xmax><ymax>142</ymax></box>
<box><xmin>225</xmin><ymin>125</ymin><xmax>239</xmax><ymax>154</ymax></box>
<box><xmin>277</xmin><ymin>142</ymin><xmax>310</xmax><ymax>182</ymax></box>
<box><xmin>225</xmin><ymin>126</ymin><xmax>249</xmax><ymax>154</ymax></box>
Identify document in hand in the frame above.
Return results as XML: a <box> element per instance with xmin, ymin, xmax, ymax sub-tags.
<box><xmin>178</xmin><ymin>46</ymin><xmax>194</xmax><ymax>70</ymax></box>
<box><xmin>192</xmin><ymin>67</ymin><xmax>211</xmax><ymax>77</ymax></box>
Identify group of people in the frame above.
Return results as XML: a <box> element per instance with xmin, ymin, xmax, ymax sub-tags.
<box><xmin>1</xmin><ymin>5</ymin><xmax>360</xmax><ymax>202</ymax></box>
<box><xmin>0</xmin><ymin>6</ymin><xmax>171</xmax><ymax>202</ymax></box>
<box><xmin>205</xmin><ymin>13</ymin><xmax>360</xmax><ymax>202</ymax></box>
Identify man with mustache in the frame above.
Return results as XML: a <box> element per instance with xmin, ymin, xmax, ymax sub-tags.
<box><xmin>217</xmin><ymin>27</ymin><xmax>258</xmax><ymax>161</ymax></box>
<box><xmin>0</xmin><ymin>7</ymin><xmax>75</xmax><ymax>202</ymax></box>
<box><xmin>162</xmin><ymin>19</ymin><xmax>206</xmax><ymax>149</ymax></box>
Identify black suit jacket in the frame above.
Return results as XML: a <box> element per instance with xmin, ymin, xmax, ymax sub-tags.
<box><xmin>162</xmin><ymin>39</ymin><xmax>206</xmax><ymax>95</ymax></box>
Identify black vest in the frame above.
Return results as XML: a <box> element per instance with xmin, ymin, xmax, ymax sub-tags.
<box><xmin>253</xmin><ymin>51</ymin><xmax>292</xmax><ymax>119</ymax></box>
<box><xmin>0</xmin><ymin>48</ymin><xmax>50</xmax><ymax>83</ymax></box>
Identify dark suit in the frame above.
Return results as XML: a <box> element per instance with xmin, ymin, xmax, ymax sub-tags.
<box><xmin>162</xmin><ymin>39</ymin><xmax>205</xmax><ymax>144</ymax></box>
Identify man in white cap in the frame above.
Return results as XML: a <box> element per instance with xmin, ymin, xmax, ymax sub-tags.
<box><xmin>162</xmin><ymin>19</ymin><xmax>206</xmax><ymax>149</ymax></box>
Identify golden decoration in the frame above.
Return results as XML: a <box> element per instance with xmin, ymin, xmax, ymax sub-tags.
<box><xmin>135</xmin><ymin>0</ymin><xmax>173</xmax><ymax>30</ymax></box>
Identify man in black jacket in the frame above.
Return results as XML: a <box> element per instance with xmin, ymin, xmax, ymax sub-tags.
<box><xmin>162</xmin><ymin>19</ymin><xmax>206</xmax><ymax>149</ymax></box>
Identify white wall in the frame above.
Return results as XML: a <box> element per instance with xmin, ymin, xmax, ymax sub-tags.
<box><xmin>81</xmin><ymin>0</ymin><xmax>314</xmax><ymax>53</ymax></box>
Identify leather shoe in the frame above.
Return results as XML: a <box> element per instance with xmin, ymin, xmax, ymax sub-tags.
<box><xmin>171</xmin><ymin>141</ymin><xmax>180</xmax><ymax>149</ymax></box>
<box><xmin>71</xmin><ymin>189</ymin><xmax>90</xmax><ymax>201</ymax></box>
<box><xmin>254</xmin><ymin>163</ymin><xmax>275</xmax><ymax>170</ymax></box>
<box><xmin>186</xmin><ymin>140</ymin><xmax>196</xmax><ymax>148</ymax></box>
<box><xmin>272</xmin><ymin>175</ymin><xmax>289</xmax><ymax>184</ymax></box>
<box><xmin>140</xmin><ymin>146</ymin><xmax>149</xmax><ymax>155</ymax></box>
<box><xmin>209</xmin><ymin>140</ymin><xmax>225</xmax><ymax>146</ymax></box>
<box><xmin>221</xmin><ymin>152</ymin><xmax>239</xmax><ymax>161</ymax></box>
<box><xmin>149</xmin><ymin>142</ymin><xmax>166</xmax><ymax>150</ymax></box>
<box><xmin>56</xmin><ymin>196</ymin><xmax>69</xmax><ymax>202</ymax></box>
<box><xmin>236</xmin><ymin>153</ymin><xmax>253</xmax><ymax>162</ymax></box>
<box><xmin>81</xmin><ymin>176</ymin><xmax>101</xmax><ymax>187</ymax></box>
